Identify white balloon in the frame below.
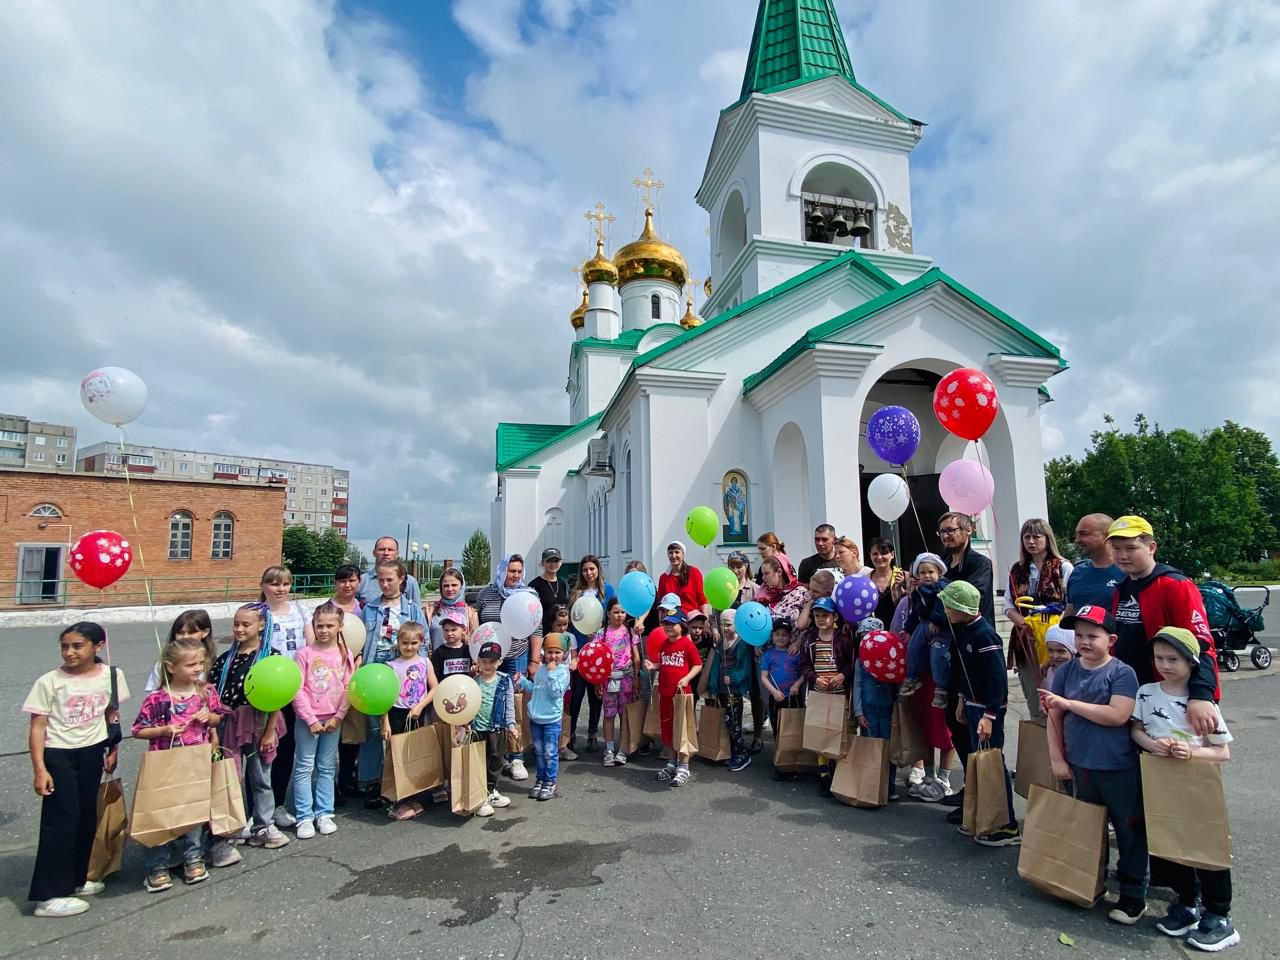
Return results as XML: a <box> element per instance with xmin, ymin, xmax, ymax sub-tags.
<box><xmin>570</xmin><ymin>595</ymin><xmax>604</xmax><ymax>635</ymax></box>
<box><xmin>469</xmin><ymin>621</ymin><xmax>512</xmax><ymax>661</ymax></box>
<box><xmin>500</xmin><ymin>589</ymin><xmax>542</xmax><ymax>640</ymax></box>
<box><xmin>435</xmin><ymin>674</ymin><xmax>481</xmax><ymax>726</ymax></box>
<box><xmin>867</xmin><ymin>473</ymin><xmax>910</xmax><ymax>521</ymax></box>
<box><xmin>79</xmin><ymin>367</ymin><xmax>148</xmax><ymax>426</ymax></box>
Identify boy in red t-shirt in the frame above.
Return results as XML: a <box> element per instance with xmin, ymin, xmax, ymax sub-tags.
<box><xmin>643</xmin><ymin>611</ymin><xmax>702</xmax><ymax>787</ymax></box>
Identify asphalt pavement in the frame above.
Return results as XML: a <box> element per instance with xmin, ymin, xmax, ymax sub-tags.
<box><xmin>1</xmin><ymin>620</ymin><xmax>1277</xmax><ymax>960</ymax></box>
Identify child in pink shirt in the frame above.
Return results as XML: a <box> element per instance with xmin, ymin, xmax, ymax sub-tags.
<box><xmin>596</xmin><ymin>597</ymin><xmax>640</xmax><ymax>767</ymax></box>
<box><xmin>290</xmin><ymin>602</ymin><xmax>354</xmax><ymax>839</ymax></box>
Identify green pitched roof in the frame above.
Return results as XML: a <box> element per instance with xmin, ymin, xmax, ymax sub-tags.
<box><xmin>743</xmin><ymin>267</ymin><xmax>1064</xmax><ymax>396</ymax></box>
<box><xmin>495</xmin><ymin>413</ymin><xmax>602</xmax><ymax>472</ymax></box>
<box><xmin>569</xmin><ymin>323</ymin><xmax>685</xmax><ymax>360</ymax></box>
<box><xmin>740</xmin><ymin>0</ymin><xmax>855</xmax><ymax>98</ymax></box>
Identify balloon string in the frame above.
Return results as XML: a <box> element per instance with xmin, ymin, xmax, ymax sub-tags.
<box><xmin>117</xmin><ymin>426</ymin><xmax>170</xmax><ymax>700</ymax></box>
<box><xmin>897</xmin><ymin>464</ymin><xmax>931</xmax><ymax>560</ymax></box>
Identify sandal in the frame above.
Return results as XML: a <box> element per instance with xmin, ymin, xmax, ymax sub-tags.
<box><xmin>389</xmin><ymin>800</ymin><xmax>424</xmax><ymax>821</ymax></box>
<box><xmin>656</xmin><ymin>763</ymin><xmax>676</xmax><ymax>782</ymax></box>
<box><xmin>671</xmin><ymin>767</ymin><xmax>691</xmax><ymax>787</ymax></box>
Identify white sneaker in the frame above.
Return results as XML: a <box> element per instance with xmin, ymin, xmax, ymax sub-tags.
<box><xmin>489</xmin><ymin>790</ymin><xmax>511</xmax><ymax>809</ymax></box>
<box><xmin>295</xmin><ymin>819</ymin><xmax>315</xmax><ymax>840</ymax></box>
<box><xmin>614</xmin><ymin>751</ymin><xmax>628</xmax><ymax>766</ymax></box>
<box><xmin>34</xmin><ymin>897</ymin><xmax>90</xmax><ymax>918</ymax></box>
<box><xmin>509</xmin><ymin>759</ymin><xmax>529</xmax><ymax>781</ymax></box>
<box><xmin>475</xmin><ymin>802</ymin><xmax>495</xmax><ymax>818</ymax></box>
<box><xmin>316</xmin><ymin>815</ymin><xmax>337</xmax><ymax>836</ymax></box>
<box><xmin>273</xmin><ymin>805</ymin><xmax>296</xmax><ymax>829</ymax></box>
<box><xmin>73</xmin><ymin>880</ymin><xmax>105</xmax><ymax>896</ymax></box>
<box><xmin>208</xmin><ymin>840</ymin><xmax>242</xmax><ymax>867</ymax></box>
<box><xmin>908</xmin><ymin>766</ymin><xmax>926</xmax><ymax>786</ymax></box>
<box><xmin>602</xmin><ymin>750</ymin><xmax>616</xmax><ymax>767</ymax></box>
<box><xmin>232</xmin><ymin>825</ymin><xmax>252</xmax><ymax>844</ymax></box>
<box><xmin>247</xmin><ymin>824</ymin><xmax>290</xmax><ymax>849</ymax></box>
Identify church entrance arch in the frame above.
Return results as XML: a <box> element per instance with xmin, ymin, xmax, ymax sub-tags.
<box><xmin>771</xmin><ymin>422</ymin><xmax>811</xmax><ymax>554</ymax></box>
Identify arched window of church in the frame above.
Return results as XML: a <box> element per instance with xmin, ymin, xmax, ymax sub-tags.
<box><xmin>623</xmin><ymin>450</ymin><xmax>633</xmax><ymax>550</ymax></box>
<box><xmin>650</xmin><ymin>293</ymin><xmax>661</xmax><ymax>320</ymax></box>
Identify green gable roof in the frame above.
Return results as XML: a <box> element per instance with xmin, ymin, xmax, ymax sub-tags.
<box><xmin>743</xmin><ymin>267</ymin><xmax>1064</xmax><ymax>396</ymax></box>
<box><xmin>569</xmin><ymin>323</ymin><xmax>685</xmax><ymax>361</ymax></box>
<box><xmin>495</xmin><ymin>413</ymin><xmax>602</xmax><ymax>472</ymax></box>
<box><xmin>740</xmin><ymin>0</ymin><xmax>855</xmax><ymax>98</ymax></box>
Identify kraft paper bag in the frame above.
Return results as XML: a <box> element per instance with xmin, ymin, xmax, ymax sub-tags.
<box><xmin>450</xmin><ymin>740</ymin><xmax>488</xmax><ymax>816</ymax></box>
<box><xmin>86</xmin><ymin>778</ymin><xmax>128</xmax><ymax>882</ymax></box>
<box><xmin>961</xmin><ymin>747</ymin><xmax>1010</xmax><ymax>838</ymax></box>
<box><xmin>831</xmin><ymin>735</ymin><xmax>890</xmax><ymax>808</ymax></box>
<box><xmin>1142</xmin><ymin>754</ymin><xmax>1233</xmax><ymax>870</ymax></box>
<box><xmin>773</xmin><ymin>706</ymin><xmax>820</xmax><ymax>773</ymax></box>
<box><xmin>341</xmin><ymin>708</ymin><xmax>367</xmax><ymax>745</ymax></box>
<box><xmin>803</xmin><ymin>689</ymin><xmax>851</xmax><ymax>759</ymax></box>
<box><xmin>673</xmin><ymin>692</ymin><xmax>699</xmax><ymax>755</ymax></box>
<box><xmin>889</xmin><ymin>701</ymin><xmax>929</xmax><ymax>768</ymax></box>
<box><xmin>558</xmin><ymin>710</ymin><xmax>572</xmax><ymax>750</ymax></box>
<box><xmin>623</xmin><ymin>698</ymin><xmax>647</xmax><ymax>754</ymax></box>
<box><xmin>129</xmin><ymin>743</ymin><xmax>214</xmax><ymax>848</ymax></box>
<box><xmin>1014</xmin><ymin>719</ymin><xmax>1064</xmax><ymax>800</ymax></box>
<box><xmin>1017</xmin><ymin>785</ymin><xmax>1108</xmax><ymax>907</ymax></box>
<box><xmin>209</xmin><ymin>754</ymin><xmax>248</xmax><ymax>838</ymax></box>
<box><xmin>642</xmin><ymin>686</ymin><xmax>662</xmax><ymax>739</ymax></box>
<box><xmin>382</xmin><ymin>723</ymin><xmax>445</xmax><ymax>802</ymax></box>
<box><xmin>435</xmin><ymin>721</ymin><xmax>453</xmax><ymax>774</ymax></box>
<box><xmin>696</xmin><ymin>699</ymin><xmax>731</xmax><ymax>762</ymax></box>
<box><xmin>515</xmin><ymin>693</ymin><xmax>532</xmax><ymax>754</ymax></box>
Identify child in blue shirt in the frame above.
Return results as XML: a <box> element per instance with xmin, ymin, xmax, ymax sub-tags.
<box><xmin>852</xmin><ymin>615</ymin><xmax>899</xmax><ymax>802</ymax></box>
<box><xmin>899</xmin><ymin>553</ymin><xmax>950</xmax><ymax>705</ymax></box>
<box><xmin>517</xmin><ymin>633</ymin><xmax>572</xmax><ymax>801</ymax></box>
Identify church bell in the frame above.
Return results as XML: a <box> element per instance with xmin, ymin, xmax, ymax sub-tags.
<box><xmin>828</xmin><ymin>211</ymin><xmax>850</xmax><ymax>237</ymax></box>
<box><xmin>806</xmin><ymin>208</ymin><xmax>826</xmax><ymax>229</ymax></box>
<box><xmin>849</xmin><ymin>212</ymin><xmax>871</xmax><ymax>239</ymax></box>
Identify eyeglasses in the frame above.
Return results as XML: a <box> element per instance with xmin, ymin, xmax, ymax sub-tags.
<box><xmin>937</xmin><ymin>527</ymin><xmax>961</xmax><ymax>536</ymax></box>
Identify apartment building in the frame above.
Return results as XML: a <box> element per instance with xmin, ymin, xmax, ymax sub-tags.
<box><xmin>0</xmin><ymin>414</ymin><xmax>77</xmax><ymax>472</ymax></box>
<box><xmin>76</xmin><ymin>442</ymin><xmax>349</xmax><ymax>536</ymax></box>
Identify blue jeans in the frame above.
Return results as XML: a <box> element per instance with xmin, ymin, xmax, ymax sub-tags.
<box><xmin>906</xmin><ymin>623</ymin><xmax>949</xmax><ymax>686</ymax></box>
<box><xmin>144</xmin><ymin>825</ymin><xmax>204</xmax><ymax>873</ymax></box>
<box><xmin>502</xmin><ymin>651</ymin><xmax>530</xmax><ymax>761</ymax></box>
<box><xmin>863</xmin><ymin>701</ymin><xmax>898</xmax><ymax>791</ymax></box>
<box><xmin>964</xmin><ymin>704</ymin><xmax>1015</xmax><ymax>830</ymax></box>
<box><xmin>531</xmin><ymin>718</ymin><xmax>561</xmax><ymax>784</ymax></box>
<box><xmin>292</xmin><ymin>719</ymin><xmax>340</xmax><ymax>821</ymax></box>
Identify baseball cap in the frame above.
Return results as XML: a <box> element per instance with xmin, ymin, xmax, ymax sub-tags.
<box><xmin>1153</xmin><ymin>626</ymin><xmax>1200</xmax><ymax>663</ymax></box>
<box><xmin>662</xmin><ymin>610</ymin><xmax>687</xmax><ymax>624</ymax></box>
<box><xmin>687</xmin><ymin>610</ymin><xmax>708</xmax><ymax>621</ymax></box>
<box><xmin>477</xmin><ymin>641</ymin><xmax>503</xmax><ymax>660</ymax></box>
<box><xmin>1060</xmin><ymin>604</ymin><xmax>1117</xmax><ymax>634</ymax></box>
<box><xmin>439</xmin><ymin>607</ymin><xmax>468</xmax><ymax>627</ymax></box>
<box><xmin>1107</xmin><ymin>515</ymin><xmax>1154</xmax><ymax>540</ymax></box>
<box><xmin>812</xmin><ymin>596</ymin><xmax>837</xmax><ymax>614</ymax></box>
<box><xmin>541</xmin><ymin>547</ymin><xmax>562</xmax><ymax>562</ymax></box>
<box><xmin>659</xmin><ymin>592</ymin><xmax>681</xmax><ymax>611</ymax></box>
<box><xmin>771</xmin><ymin>617</ymin><xmax>794</xmax><ymax>632</ymax></box>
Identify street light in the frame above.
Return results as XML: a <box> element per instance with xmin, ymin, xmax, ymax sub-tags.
<box><xmin>422</xmin><ymin>543</ymin><xmax>430</xmax><ymax>585</ymax></box>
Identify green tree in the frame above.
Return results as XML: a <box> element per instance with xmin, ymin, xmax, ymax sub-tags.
<box><xmin>1045</xmin><ymin>415</ymin><xmax>1280</xmax><ymax>574</ymax></box>
<box><xmin>281</xmin><ymin>525</ymin><xmax>319</xmax><ymax>573</ymax></box>
<box><xmin>462</xmin><ymin>528</ymin><xmax>491</xmax><ymax>588</ymax></box>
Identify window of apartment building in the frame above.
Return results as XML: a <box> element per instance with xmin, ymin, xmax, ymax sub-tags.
<box><xmin>211</xmin><ymin>512</ymin><xmax>234</xmax><ymax>560</ymax></box>
<box><xmin>304</xmin><ymin>487</ymin><xmax>313</xmax><ymax>496</ymax></box>
<box><xmin>55</xmin><ymin>454</ymin><xmax>67</xmax><ymax>465</ymax></box>
<box><xmin>179</xmin><ymin>462</ymin><xmax>190</xmax><ymax>472</ymax></box>
<box><xmin>168</xmin><ymin>511</ymin><xmax>193</xmax><ymax>560</ymax></box>
<box><xmin>57</xmin><ymin>438</ymin><xmax>68</xmax><ymax>447</ymax></box>
<box><xmin>288</xmin><ymin>486</ymin><xmax>296</xmax><ymax>493</ymax></box>
<box><xmin>304</xmin><ymin>513</ymin><xmax>313</xmax><ymax>522</ymax></box>
<box><xmin>0</xmin><ymin>430</ymin><xmax>25</xmax><ymax>442</ymax></box>
<box><xmin>34</xmin><ymin>436</ymin><xmax>46</xmax><ymax>445</ymax></box>
<box><xmin>0</xmin><ymin>448</ymin><xmax>24</xmax><ymax>461</ymax></box>
<box><xmin>127</xmin><ymin>455</ymin><xmax>152</xmax><ymax>466</ymax></box>
<box><xmin>239</xmin><ymin>466</ymin><xmax>253</xmax><ymax>476</ymax></box>
<box><xmin>199</xmin><ymin>465</ymin><xmax>208</xmax><ymax>473</ymax></box>
<box><xmin>320</xmin><ymin>488</ymin><xmax>327</xmax><ymax>496</ymax></box>
<box><xmin>303</xmin><ymin>500</ymin><xmax>314</xmax><ymax>510</ymax></box>
<box><xmin>287</xmin><ymin>512</ymin><xmax>296</xmax><ymax>521</ymax></box>
<box><xmin>32</xmin><ymin>452</ymin><xmax>45</xmax><ymax>462</ymax></box>
<box><xmin>31</xmin><ymin>503</ymin><xmax>62</xmax><ymax>518</ymax></box>
<box><xmin>288</xmin><ymin>499</ymin><xmax>297</xmax><ymax>509</ymax></box>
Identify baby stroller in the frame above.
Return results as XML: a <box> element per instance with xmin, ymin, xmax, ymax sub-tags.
<box><xmin>1198</xmin><ymin>580</ymin><xmax>1271</xmax><ymax>672</ymax></box>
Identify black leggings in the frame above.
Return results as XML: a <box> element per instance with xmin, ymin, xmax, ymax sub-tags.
<box><xmin>271</xmin><ymin>703</ymin><xmax>296</xmax><ymax>806</ymax></box>
<box><xmin>29</xmin><ymin>742</ymin><xmax>105</xmax><ymax>902</ymax></box>
<box><xmin>569</xmin><ymin>670</ymin><xmax>601</xmax><ymax>742</ymax></box>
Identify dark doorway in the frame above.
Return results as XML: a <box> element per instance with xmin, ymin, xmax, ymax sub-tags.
<box><xmin>859</xmin><ymin>473</ymin><xmax>946</xmax><ymax>566</ymax></box>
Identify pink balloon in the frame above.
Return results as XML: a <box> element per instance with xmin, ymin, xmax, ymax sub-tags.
<box><xmin>938</xmin><ymin>459</ymin><xmax>994</xmax><ymax>514</ymax></box>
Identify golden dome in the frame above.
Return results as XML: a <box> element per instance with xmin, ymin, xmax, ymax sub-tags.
<box><xmin>680</xmin><ymin>297</ymin><xmax>702</xmax><ymax>330</ymax></box>
<box><xmin>581</xmin><ymin>237</ymin><xmax>618</xmax><ymax>286</ymax></box>
<box><xmin>613</xmin><ymin>208</ymin><xmax>688</xmax><ymax>289</ymax></box>
<box><xmin>569</xmin><ymin>288</ymin><xmax>589</xmax><ymax>330</ymax></box>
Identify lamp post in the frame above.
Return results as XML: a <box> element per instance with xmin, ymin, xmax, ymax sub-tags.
<box><xmin>421</xmin><ymin>543</ymin><xmax>431</xmax><ymax>587</ymax></box>
<box><xmin>410</xmin><ymin>541</ymin><xmax>420</xmax><ymax>582</ymax></box>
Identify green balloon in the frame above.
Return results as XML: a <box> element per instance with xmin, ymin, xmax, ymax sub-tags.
<box><xmin>244</xmin><ymin>656</ymin><xmax>302</xmax><ymax>713</ymax></box>
<box><xmin>685</xmin><ymin>505</ymin><xmax>719</xmax><ymax>548</ymax></box>
<box><xmin>705</xmin><ymin>566</ymin><xmax>739</xmax><ymax>611</ymax></box>
<box><xmin>348</xmin><ymin>663</ymin><xmax>399</xmax><ymax>716</ymax></box>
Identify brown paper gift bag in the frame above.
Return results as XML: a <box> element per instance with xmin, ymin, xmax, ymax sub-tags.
<box><xmin>86</xmin><ymin>778</ymin><xmax>128</xmax><ymax>882</ymax></box>
<box><xmin>773</xmin><ymin>706</ymin><xmax>820</xmax><ymax>772</ymax></box>
<box><xmin>129</xmin><ymin>743</ymin><xmax>214</xmax><ymax>847</ymax></box>
<box><xmin>515</xmin><ymin>693</ymin><xmax>532</xmax><ymax>753</ymax></box>
<box><xmin>961</xmin><ymin>747</ymin><xmax>1011</xmax><ymax>838</ymax></box>
<box><xmin>642</xmin><ymin>686</ymin><xmax>662</xmax><ymax>739</ymax></box>
<box><xmin>435</xmin><ymin>721</ymin><xmax>453</xmax><ymax>774</ymax></box>
<box><xmin>558</xmin><ymin>710</ymin><xmax>572</xmax><ymax>750</ymax></box>
<box><xmin>1014</xmin><ymin>719</ymin><xmax>1064</xmax><ymax>799</ymax></box>
<box><xmin>450</xmin><ymin>739</ymin><xmax>488</xmax><ymax>816</ymax></box>
<box><xmin>382</xmin><ymin>722</ymin><xmax>445</xmax><ymax>802</ymax></box>
<box><xmin>1017</xmin><ymin>785</ymin><xmax>1108</xmax><ymax>906</ymax></box>
<box><xmin>889</xmin><ymin>701</ymin><xmax>929</xmax><ymax>768</ymax></box>
<box><xmin>623</xmin><ymin>697</ymin><xmax>647</xmax><ymax>754</ymax></box>
<box><xmin>673</xmin><ymin>692</ymin><xmax>699</xmax><ymax>755</ymax></box>
<box><xmin>831</xmin><ymin>735</ymin><xmax>890</xmax><ymax>807</ymax></box>
<box><xmin>341</xmin><ymin>708</ymin><xmax>367</xmax><ymax>745</ymax></box>
<box><xmin>1141</xmin><ymin>754</ymin><xmax>1233</xmax><ymax>870</ymax></box>
<box><xmin>802</xmin><ymin>689</ymin><xmax>850</xmax><ymax>759</ymax></box>
<box><xmin>696</xmin><ymin>699</ymin><xmax>731</xmax><ymax>762</ymax></box>
<box><xmin>209</xmin><ymin>754</ymin><xmax>248</xmax><ymax>838</ymax></box>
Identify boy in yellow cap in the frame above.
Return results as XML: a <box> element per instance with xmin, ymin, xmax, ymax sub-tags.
<box><xmin>1131</xmin><ymin>627</ymin><xmax>1237</xmax><ymax>952</ymax></box>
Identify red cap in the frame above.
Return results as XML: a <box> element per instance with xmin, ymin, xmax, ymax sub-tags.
<box><xmin>1060</xmin><ymin>604</ymin><xmax>1116</xmax><ymax>634</ymax></box>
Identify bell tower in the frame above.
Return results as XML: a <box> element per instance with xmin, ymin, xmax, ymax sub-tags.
<box><xmin>696</xmin><ymin>0</ymin><xmax>925</xmax><ymax>311</ymax></box>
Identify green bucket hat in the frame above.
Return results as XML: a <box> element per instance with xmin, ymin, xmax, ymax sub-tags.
<box><xmin>938</xmin><ymin>580</ymin><xmax>981</xmax><ymax>617</ymax></box>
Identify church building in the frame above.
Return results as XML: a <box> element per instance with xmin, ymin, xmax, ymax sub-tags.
<box><xmin>492</xmin><ymin>0</ymin><xmax>1066</xmax><ymax>579</ymax></box>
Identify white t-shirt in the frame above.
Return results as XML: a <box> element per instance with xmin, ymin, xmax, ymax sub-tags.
<box><xmin>23</xmin><ymin>664</ymin><xmax>132</xmax><ymax>749</ymax></box>
<box><xmin>1132</xmin><ymin>681</ymin><xmax>1232</xmax><ymax>746</ymax></box>
<box><xmin>267</xmin><ymin>601</ymin><xmax>309</xmax><ymax>659</ymax></box>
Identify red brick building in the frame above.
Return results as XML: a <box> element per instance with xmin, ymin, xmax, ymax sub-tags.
<box><xmin>0</xmin><ymin>468</ymin><xmax>284</xmax><ymax>609</ymax></box>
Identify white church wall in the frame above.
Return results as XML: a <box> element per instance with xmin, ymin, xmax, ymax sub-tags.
<box><xmin>620</xmin><ymin>279</ymin><xmax>682</xmax><ymax>331</ymax></box>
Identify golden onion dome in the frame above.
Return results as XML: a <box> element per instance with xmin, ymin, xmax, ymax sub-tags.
<box><xmin>569</xmin><ymin>288</ymin><xmax>589</xmax><ymax>330</ymax></box>
<box><xmin>581</xmin><ymin>237</ymin><xmax>618</xmax><ymax>286</ymax></box>
<box><xmin>613</xmin><ymin>208</ymin><xmax>688</xmax><ymax>289</ymax></box>
<box><xmin>679</xmin><ymin>297</ymin><xmax>702</xmax><ymax>330</ymax></box>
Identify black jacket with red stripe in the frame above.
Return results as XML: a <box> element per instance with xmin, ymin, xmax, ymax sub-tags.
<box><xmin>1110</xmin><ymin>563</ymin><xmax>1219</xmax><ymax>701</ymax></box>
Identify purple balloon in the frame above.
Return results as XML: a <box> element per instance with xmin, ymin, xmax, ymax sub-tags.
<box><xmin>866</xmin><ymin>405</ymin><xmax>921</xmax><ymax>466</ymax></box>
<box><xmin>834</xmin><ymin>575</ymin><xmax>881</xmax><ymax>624</ymax></box>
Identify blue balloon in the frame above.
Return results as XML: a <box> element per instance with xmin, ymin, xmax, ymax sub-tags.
<box><xmin>834</xmin><ymin>575</ymin><xmax>880</xmax><ymax>624</ymax></box>
<box><xmin>617</xmin><ymin>570</ymin><xmax>657</xmax><ymax>618</ymax></box>
<box><xmin>866</xmin><ymin>405</ymin><xmax>921</xmax><ymax>466</ymax></box>
<box><xmin>736</xmin><ymin>601</ymin><xmax>772</xmax><ymax>647</ymax></box>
